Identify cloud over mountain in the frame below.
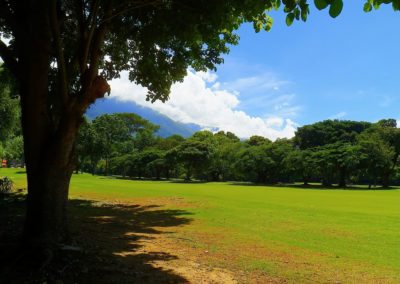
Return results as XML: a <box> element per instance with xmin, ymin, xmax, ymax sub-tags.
<box><xmin>109</xmin><ymin>70</ymin><xmax>298</xmax><ymax>140</ymax></box>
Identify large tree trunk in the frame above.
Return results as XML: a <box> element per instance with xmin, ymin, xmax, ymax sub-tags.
<box><xmin>23</xmin><ymin>157</ymin><xmax>74</xmax><ymax>248</ymax></box>
<box><xmin>4</xmin><ymin>0</ymin><xmax>111</xmax><ymax>264</ymax></box>
<box><xmin>15</xmin><ymin>1</ymin><xmax>73</xmax><ymax>250</ymax></box>
<box><xmin>15</xmin><ymin>2</ymin><xmax>84</xmax><ymax>250</ymax></box>
<box><xmin>22</xmin><ymin>109</ymin><xmax>81</xmax><ymax>250</ymax></box>
<box><xmin>3</xmin><ymin>0</ymin><xmax>114</xmax><ymax>263</ymax></box>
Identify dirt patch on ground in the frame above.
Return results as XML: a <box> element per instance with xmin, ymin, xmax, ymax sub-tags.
<box><xmin>88</xmin><ymin>198</ymin><xmax>286</xmax><ymax>284</ymax></box>
<box><xmin>0</xmin><ymin>194</ymin><xmax>242</xmax><ymax>283</ymax></box>
<box><xmin>1</xmin><ymin>194</ymin><xmax>396</xmax><ymax>284</ymax></box>
<box><xmin>115</xmin><ymin>231</ymin><xmax>238</xmax><ymax>284</ymax></box>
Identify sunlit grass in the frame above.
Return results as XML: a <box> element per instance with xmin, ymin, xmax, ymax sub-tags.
<box><xmin>2</xmin><ymin>168</ymin><xmax>399</xmax><ymax>283</ymax></box>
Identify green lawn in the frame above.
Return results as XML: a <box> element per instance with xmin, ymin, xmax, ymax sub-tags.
<box><xmin>2</xmin><ymin>168</ymin><xmax>400</xmax><ymax>283</ymax></box>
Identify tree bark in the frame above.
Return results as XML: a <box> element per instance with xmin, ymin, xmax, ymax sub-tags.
<box><xmin>15</xmin><ymin>1</ymin><xmax>84</xmax><ymax>251</ymax></box>
<box><xmin>22</xmin><ymin>107</ymin><xmax>81</xmax><ymax>250</ymax></box>
<box><xmin>14</xmin><ymin>0</ymin><xmax>74</xmax><ymax>250</ymax></box>
<box><xmin>3</xmin><ymin>0</ymin><xmax>112</xmax><ymax>261</ymax></box>
<box><xmin>23</xmin><ymin>158</ymin><xmax>74</xmax><ymax>248</ymax></box>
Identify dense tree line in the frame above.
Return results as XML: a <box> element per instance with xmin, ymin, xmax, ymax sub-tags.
<box><xmin>2</xmin><ymin>74</ymin><xmax>399</xmax><ymax>189</ymax></box>
<box><xmin>73</xmin><ymin>113</ymin><xmax>400</xmax><ymax>188</ymax></box>
<box><xmin>1</xmin><ymin>67</ymin><xmax>399</xmax><ymax>188</ymax></box>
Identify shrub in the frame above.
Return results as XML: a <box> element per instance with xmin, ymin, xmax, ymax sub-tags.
<box><xmin>0</xmin><ymin>177</ymin><xmax>14</xmax><ymax>194</ymax></box>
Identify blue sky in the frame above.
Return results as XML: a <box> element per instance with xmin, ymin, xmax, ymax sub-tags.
<box><xmin>109</xmin><ymin>2</ymin><xmax>399</xmax><ymax>139</ymax></box>
<box><xmin>0</xmin><ymin>2</ymin><xmax>397</xmax><ymax>138</ymax></box>
<box><xmin>0</xmin><ymin>2</ymin><xmax>398</xmax><ymax>138</ymax></box>
<box><xmin>216</xmin><ymin>2</ymin><xmax>400</xmax><ymax>126</ymax></box>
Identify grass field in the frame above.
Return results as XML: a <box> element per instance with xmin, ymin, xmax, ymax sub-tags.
<box><xmin>1</xmin><ymin>168</ymin><xmax>400</xmax><ymax>283</ymax></box>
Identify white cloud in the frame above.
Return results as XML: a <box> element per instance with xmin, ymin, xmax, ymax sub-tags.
<box><xmin>108</xmin><ymin>70</ymin><xmax>298</xmax><ymax>140</ymax></box>
<box><xmin>221</xmin><ymin>73</ymin><xmax>302</xmax><ymax>118</ymax></box>
<box><xmin>222</xmin><ymin>73</ymin><xmax>288</xmax><ymax>94</ymax></box>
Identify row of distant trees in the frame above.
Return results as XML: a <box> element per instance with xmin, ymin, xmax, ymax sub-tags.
<box><xmin>1</xmin><ymin>64</ymin><xmax>400</xmax><ymax>188</ymax></box>
<box><xmin>74</xmin><ymin>113</ymin><xmax>400</xmax><ymax>188</ymax></box>
<box><xmin>1</xmin><ymin>68</ymin><xmax>399</xmax><ymax>188</ymax></box>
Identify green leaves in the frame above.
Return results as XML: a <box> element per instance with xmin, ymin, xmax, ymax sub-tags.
<box><xmin>315</xmin><ymin>0</ymin><xmax>329</xmax><ymax>10</ymax></box>
<box><xmin>286</xmin><ymin>13</ymin><xmax>295</xmax><ymax>26</ymax></box>
<box><xmin>329</xmin><ymin>0</ymin><xmax>343</xmax><ymax>18</ymax></box>
<box><xmin>314</xmin><ymin>0</ymin><xmax>344</xmax><ymax>18</ymax></box>
<box><xmin>273</xmin><ymin>0</ymin><xmax>281</xmax><ymax>11</ymax></box>
<box><xmin>363</xmin><ymin>2</ymin><xmax>373</xmax><ymax>12</ymax></box>
<box><xmin>283</xmin><ymin>0</ymin><xmax>309</xmax><ymax>26</ymax></box>
<box><xmin>393</xmin><ymin>0</ymin><xmax>400</xmax><ymax>10</ymax></box>
<box><xmin>363</xmin><ymin>0</ymin><xmax>400</xmax><ymax>12</ymax></box>
<box><xmin>253</xmin><ymin>14</ymin><xmax>274</xmax><ymax>32</ymax></box>
<box><xmin>265</xmin><ymin>16</ymin><xmax>274</xmax><ymax>31</ymax></box>
<box><xmin>301</xmin><ymin>8</ymin><xmax>309</xmax><ymax>21</ymax></box>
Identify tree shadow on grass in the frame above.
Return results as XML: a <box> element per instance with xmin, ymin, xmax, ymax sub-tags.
<box><xmin>168</xmin><ymin>180</ymin><xmax>208</xmax><ymax>184</ymax></box>
<box><xmin>0</xmin><ymin>193</ymin><xmax>193</xmax><ymax>283</ymax></box>
<box><xmin>229</xmin><ymin>182</ymin><xmax>400</xmax><ymax>191</ymax></box>
<box><xmin>100</xmin><ymin>175</ymin><xmax>209</xmax><ymax>184</ymax></box>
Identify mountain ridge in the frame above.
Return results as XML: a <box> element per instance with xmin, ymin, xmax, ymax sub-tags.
<box><xmin>86</xmin><ymin>98</ymin><xmax>201</xmax><ymax>138</ymax></box>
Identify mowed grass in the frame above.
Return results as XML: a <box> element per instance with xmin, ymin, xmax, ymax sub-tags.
<box><xmin>2</xmin><ymin>168</ymin><xmax>400</xmax><ymax>283</ymax></box>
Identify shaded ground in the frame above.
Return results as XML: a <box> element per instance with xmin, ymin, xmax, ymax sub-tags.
<box><xmin>0</xmin><ymin>193</ymin><xmax>241</xmax><ymax>283</ymax></box>
<box><xmin>0</xmin><ymin>193</ymin><xmax>194</xmax><ymax>283</ymax></box>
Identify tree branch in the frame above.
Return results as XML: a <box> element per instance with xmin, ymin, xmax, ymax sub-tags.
<box><xmin>50</xmin><ymin>0</ymin><xmax>69</xmax><ymax>107</ymax></box>
<box><xmin>72</xmin><ymin>0</ymin><xmax>113</xmax><ymax>113</ymax></box>
<box><xmin>86</xmin><ymin>0</ymin><xmax>113</xmax><ymax>81</ymax></box>
<box><xmin>101</xmin><ymin>0</ymin><xmax>163</xmax><ymax>24</ymax></box>
<box><xmin>81</xmin><ymin>0</ymin><xmax>100</xmax><ymax>73</ymax></box>
<box><xmin>64</xmin><ymin>1</ymin><xmax>84</xmax><ymax>83</ymax></box>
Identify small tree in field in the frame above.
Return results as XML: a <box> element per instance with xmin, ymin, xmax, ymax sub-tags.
<box><xmin>0</xmin><ymin>0</ymin><xmax>397</xmax><ymax>256</ymax></box>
